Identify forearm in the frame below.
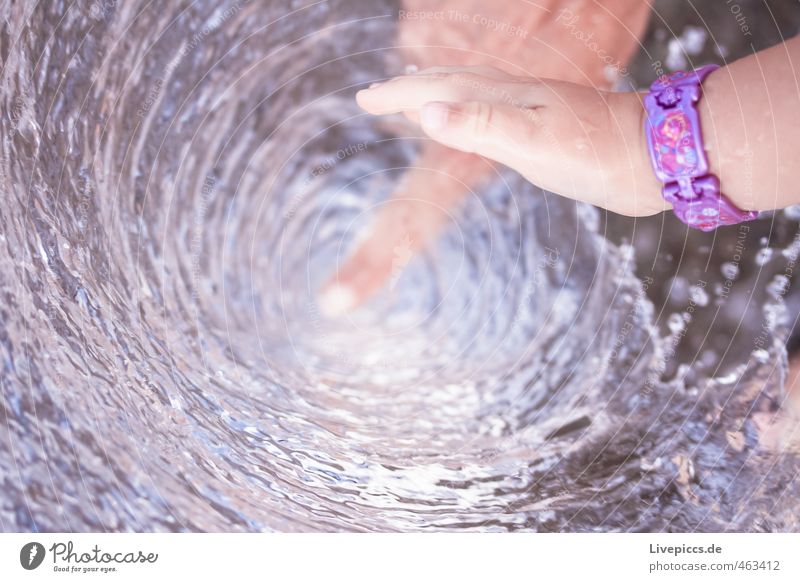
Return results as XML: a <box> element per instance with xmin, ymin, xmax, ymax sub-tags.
<box><xmin>698</xmin><ymin>37</ymin><xmax>800</xmax><ymax>212</ymax></box>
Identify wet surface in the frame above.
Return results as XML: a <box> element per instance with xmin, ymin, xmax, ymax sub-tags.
<box><xmin>0</xmin><ymin>0</ymin><xmax>799</xmax><ymax>532</ymax></box>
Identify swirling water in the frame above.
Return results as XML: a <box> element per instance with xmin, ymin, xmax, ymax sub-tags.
<box><xmin>1</xmin><ymin>0</ymin><xmax>798</xmax><ymax>532</ymax></box>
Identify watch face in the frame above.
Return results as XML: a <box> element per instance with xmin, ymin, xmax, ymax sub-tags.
<box><xmin>645</xmin><ymin>96</ymin><xmax>708</xmax><ymax>181</ymax></box>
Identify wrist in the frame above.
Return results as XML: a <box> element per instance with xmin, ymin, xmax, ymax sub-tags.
<box><xmin>609</xmin><ymin>91</ymin><xmax>670</xmax><ymax>217</ymax></box>
<box><xmin>695</xmin><ymin>67</ymin><xmax>758</xmax><ymax>212</ymax></box>
<box><xmin>636</xmin><ymin>65</ymin><xmax>758</xmax><ymax>229</ymax></box>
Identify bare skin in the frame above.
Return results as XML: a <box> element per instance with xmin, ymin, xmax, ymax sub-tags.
<box><xmin>318</xmin><ymin>0</ymin><xmax>651</xmax><ymax>316</ymax></box>
<box><xmin>353</xmin><ymin>36</ymin><xmax>800</xmax><ymax>217</ymax></box>
<box><xmin>356</xmin><ymin>66</ymin><xmax>666</xmax><ymax>216</ymax></box>
<box><xmin>696</xmin><ymin>38</ymin><xmax>800</xmax><ymax>212</ymax></box>
<box><xmin>318</xmin><ymin>38</ymin><xmax>800</xmax><ymax>318</ymax></box>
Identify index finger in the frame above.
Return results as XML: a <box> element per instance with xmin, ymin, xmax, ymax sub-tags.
<box><xmin>356</xmin><ymin>70</ymin><xmax>547</xmax><ymax>115</ymax></box>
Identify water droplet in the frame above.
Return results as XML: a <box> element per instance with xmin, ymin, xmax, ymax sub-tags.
<box><xmin>682</xmin><ymin>26</ymin><xmax>707</xmax><ymax>55</ymax></box>
<box><xmin>755</xmin><ymin>247</ymin><xmax>773</xmax><ymax>266</ymax></box>
<box><xmin>767</xmin><ymin>274</ymin><xmax>790</xmax><ymax>298</ymax></box>
<box><xmin>721</xmin><ymin>262</ymin><xmax>739</xmax><ymax>280</ymax></box>
<box><xmin>668</xmin><ymin>276</ymin><xmax>689</xmax><ymax>303</ymax></box>
<box><xmin>782</xmin><ymin>245</ymin><xmax>800</xmax><ymax>260</ymax></box>
<box><xmin>689</xmin><ymin>285</ymin><xmax>708</xmax><ymax>306</ymax></box>
<box><xmin>752</xmin><ymin>349</ymin><xmax>770</xmax><ymax>364</ymax></box>
<box><xmin>665</xmin><ymin>38</ymin><xmax>688</xmax><ymax>70</ymax></box>
<box><xmin>784</xmin><ymin>205</ymin><xmax>800</xmax><ymax>220</ymax></box>
<box><xmin>715</xmin><ymin>371</ymin><xmax>739</xmax><ymax>385</ymax></box>
<box><xmin>667</xmin><ymin>313</ymin><xmax>686</xmax><ymax>334</ymax></box>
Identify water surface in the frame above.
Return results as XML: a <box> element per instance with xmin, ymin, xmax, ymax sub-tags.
<box><xmin>1</xmin><ymin>0</ymin><xmax>798</xmax><ymax>532</ymax></box>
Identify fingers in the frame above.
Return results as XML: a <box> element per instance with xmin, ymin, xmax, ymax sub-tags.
<box><xmin>318</xmin><ymin>235</ymin><xmax>404</xmax><ymax>318</ymax></box>
<box><xmin>317</xmin><ymin>145</ymin><xmax>491</xmax><ymax>317</ymax></box>
<box><xmin>317</xmin><ymin>199</ymin><xmax>432</xmax><ymax>318</ymax></box>
<box><xmin>357</xmin><ymin>69</ymin><xmax>552</xmax><ymax>178</ymax></box>
<box><xmin>419</xmin><ymin>100</ymin><xmax>544</xmax><ymax>179</ymax></box>
<box><xmin>356</xmin><ymin>67</ymin><xmax>546</xmax><ymax>115</ymax></box>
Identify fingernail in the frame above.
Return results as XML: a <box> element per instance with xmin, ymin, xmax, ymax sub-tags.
<box><xmin>420</xmin><ymin>102</ymin><xmax>449</xmax><ymax>132</ymax></box>
<box><xmin>368</xmin><ymin>81</ymin><xmax>384</xmax><ymax>89</ymax></box>
<box><xmin>318</xmin><ymin>283</ymin><xmax>357</xmax><ymax>317</ymax></box>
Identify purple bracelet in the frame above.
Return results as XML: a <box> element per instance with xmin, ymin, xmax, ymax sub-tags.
<box><xmin>644</xmin><ymin>65</ymin><xmax>758</xmax><ymax>231</ymax></box>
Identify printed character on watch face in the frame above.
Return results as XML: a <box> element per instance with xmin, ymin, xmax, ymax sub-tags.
<box><xmin>654</xmin><ymin>110</ymin><xmax>692</xmax><ymax>175</ymax></box>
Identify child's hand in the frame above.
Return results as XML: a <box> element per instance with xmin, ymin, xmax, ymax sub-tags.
<box><xmin>356</xmin><ymin>66</ymin><xmax>666</xmax><ymax>217</ymax></box>
<box><xmin>317</xmin><ymin>1</ymin><xmax>651</xmax><ymax>317</ymax></box>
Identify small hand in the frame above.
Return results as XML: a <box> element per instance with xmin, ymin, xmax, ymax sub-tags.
<box><xmin>357</xmin><ymin>67</ymin><xmax>664</xmax><ymax>215</ymax></box>
<box><xmin>318</xmin><ymin>1</ymin><xmax>652</xmax><ymax>316</ymax></box>
<box><xmin>317</xmin><ymin>144</ymin><xmax>493</xmax><ymax>316</ymax></box>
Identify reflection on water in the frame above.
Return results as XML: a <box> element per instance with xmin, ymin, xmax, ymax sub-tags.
<box><xmin>0</xmin><ymin>0</ymin><xmax>798</xmax><ymax>532</ymax></box>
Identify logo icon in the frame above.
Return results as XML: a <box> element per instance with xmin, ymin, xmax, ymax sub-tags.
<box><xmin>20</xmin><ymin>542</ymin><xmax>46</xmax><ymax>570</ymax></box>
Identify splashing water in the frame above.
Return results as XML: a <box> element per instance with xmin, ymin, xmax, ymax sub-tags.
<box><xmin>1</xmin><ymin>0</ymin><xmax>799</xmax><ymax>532</ymax></box>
